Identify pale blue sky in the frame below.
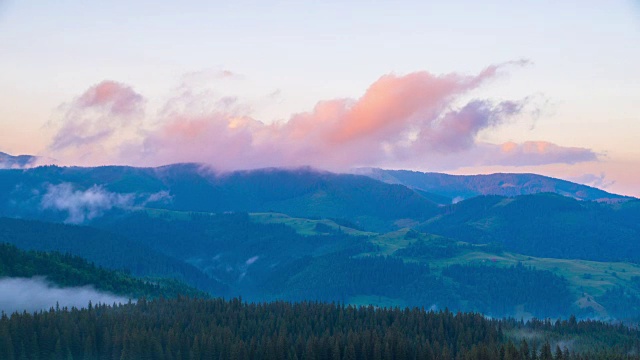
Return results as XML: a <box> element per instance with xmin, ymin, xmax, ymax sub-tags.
<box><xmin>1</xmin><ymin>1</ymin><xmax>639</xmax><ymax>195</ymax></box>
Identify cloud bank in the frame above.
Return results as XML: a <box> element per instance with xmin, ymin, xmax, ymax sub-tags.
<box><xmin>40</xmin><ymin>183</ymin><xmax>170</xmax><ymax>223</ymax></box>
<box><xmin>46</xmin><ymin>63</ymin><xmax>597</xmax><ymax>171</ymax></box>
<box><xmin>0</xmin><ymin>277</ymin><xmax>129</xmax><ymax>314</ymax></box>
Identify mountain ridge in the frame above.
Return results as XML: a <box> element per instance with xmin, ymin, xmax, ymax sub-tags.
<box><xmin>356</xmin><ymin>168</ymin><xmax>631</xmax><ymax>204</ymax></box>
<box><xmin>0</xmin><ymin>151</ymin><xmax>38</xmax><ymax>169</ymax></box>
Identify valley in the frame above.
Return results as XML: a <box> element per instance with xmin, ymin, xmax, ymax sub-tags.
<box><xmin>1</xmin><ymin>165</ymin><xmax>638</xmax><ymax>323</ymax></box>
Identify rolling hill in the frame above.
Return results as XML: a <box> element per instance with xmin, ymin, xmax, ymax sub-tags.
<box><xmin>418</xmin><ymin>193</ymin><xmax>640</xmax><ymax>263</ymax></box>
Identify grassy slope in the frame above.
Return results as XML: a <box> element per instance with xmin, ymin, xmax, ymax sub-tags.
<box><xmin>125</xmin><ymin>209</ymin><xmax>640</xmax><ymax>316</ymax></box>
<box><xmin>249</xmin><ymin>211</ymin><xmax>640</xmax><ymax>315</ymax></box>
<box><xmin>250</xmin><ymin>212</ymin><xmax>376</xmax><ymax>237</ymax></box>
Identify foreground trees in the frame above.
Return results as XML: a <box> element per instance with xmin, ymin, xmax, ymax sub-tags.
<box><xmin>1</xmin><ymin>297</ymin><xmax>638</xmax><ymax>359</ymax></box>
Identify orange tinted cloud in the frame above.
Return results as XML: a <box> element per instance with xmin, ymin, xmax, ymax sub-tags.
<box><xmin>46</xmin><ymin>63</ymin><xmax>597</xmax><ymax>171</ymax></box>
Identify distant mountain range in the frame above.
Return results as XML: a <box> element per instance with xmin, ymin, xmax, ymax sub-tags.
<box><xmin>0</xmin><ymin>163</ymin><xmax>439</xmax><ymax>231</ymax></box>
<box><xmin>0</xmin><ymin>151</ymin><xmax>37</xmax><ymax>169</ymax></box>
<box><xmin>0</xmin><ymin>161</ymin><xmax>637</xmax><ymax>263</ymax></box>
<box><xmin>1</xmin><ymin>150</ymin><xmax>632</xmax><ymax>202</ymax></box>
<box><xmin>357</xmin><ymin>168</ymin><xmax>631</xmax><ymax>204</ymax></box>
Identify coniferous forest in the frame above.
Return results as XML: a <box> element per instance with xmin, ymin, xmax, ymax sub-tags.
<box><xmin>1</xmin><ymin>297</ymin><xmax>640</xmax><ymax>360</ymax></box>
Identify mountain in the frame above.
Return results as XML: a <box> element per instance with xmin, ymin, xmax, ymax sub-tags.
<box><xmin>358</xmin><ymin>168</ymin><xmax>631</xmax><ymax>204</ymax></box>
<box><xmin>0</xmin><ymin>151</ymin><xmax>37</xmax><ymax>169</ymax></box>
<box><xmin>0</xmin><ymin>164</ymin><xmax>440</xmax><ymax>231</ymax></box>
<box><xmin>418</xmin><ymin>193</ymin><xmax>640</xmax><ymax>263</ymax></box>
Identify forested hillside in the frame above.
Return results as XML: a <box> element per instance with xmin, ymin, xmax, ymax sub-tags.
<box><xmin>0</xmin><ymin>217</ymin><xmax>226</xmax><ymax>294</ymax></box>
<box><xmin>418</xmin><ymin>194</ymin><xmax>640</xmax><ymax>262</ymax></box>
<box><xmin>0</xmin><ymin>243</ymin><xmax>205</xmax><ymax>299</ymax></box>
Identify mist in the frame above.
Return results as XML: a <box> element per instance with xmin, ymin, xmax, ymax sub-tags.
<box><xmin>0</xmin><ymin>277</ymin><xmax>131</xmax><ymax>314</ymax></box>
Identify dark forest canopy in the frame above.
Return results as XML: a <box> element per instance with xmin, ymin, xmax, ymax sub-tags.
<box><xmin>1</xmin><ymin>297</ymin><xmax>639</xmax><ymax>360</ymax></box>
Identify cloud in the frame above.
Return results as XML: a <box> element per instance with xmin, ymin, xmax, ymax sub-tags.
<box><xmin>40</xmin><ymin>183</ymin><xmax>135</xmax><ymax>223</ymax></box>
<box><xmin>405</xmin><ymin>141</ymin><xmax>598</xmax><ymax>171</ymax></box>
<box><xmin>47</xmin><ymin>81</ymin><xmax>144</xmax><ymax>164</ymax></box>
<box><xmin>75</xmin><ymin>80</ymin><xmax>144</xmax><ymax>117</ymax></box>
<box><xmin>0</xmin><ymin>277</ymin><xmax>130</xmax><ymax>314</ymax></box>
<box><xmin>39</xmin><ymin>183</ymin><xmax>171</xmax><ymax>224</ymax></box>
<box><xmin>136</xmin><ymin>63</ymin><xmax>527</xmax><ymax>170</ymax></box>
<box><xmin>569</xmin><ymin>173</ymin><xmax>615</xmax><ymax>189</ymax></box>
<box><xmin>413</xmin><ymin>100</ymin><xmax>523</xmax><ymax>153</ymax></box>
<box><xmin>143</xmin><ymin>190</ymin><xmax>172</xmax><ymax>204</ymax></box>
<box><xmin>45</xmin><ymin>61</ymin><xmax>598</xmax><ymax>171</ymax></box>
<box><xmin>490</xmin><ymin>141</ymin><xmax>598</xmax><ymax>166</ymax></box>
<box><xmin>245</xmin><ymin>256</ymin><xmax>259</xmax><ymax>265</ymax></box>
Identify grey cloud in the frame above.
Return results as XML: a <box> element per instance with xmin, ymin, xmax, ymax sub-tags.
<box><xmin>416</xmin><ymin>100</ymin><xmax>523</xmax><ymax>153</ymax></box>
<box><xmin>41</xmin><ymin>183</ymin><xmax>135</xmax><ymax>223</ymax></box>
<box><xmin>39</xmin><ymin>183</ymin><xmax>171</xmax><ymax>224</ymax></box>
<box><xmin>486</xmin><ymin>141</ymin><xmax>598</xmax><ymax>167</ymax></box>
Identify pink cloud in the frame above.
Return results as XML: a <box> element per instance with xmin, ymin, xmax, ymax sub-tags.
<box><xmin>49</xmin><ymin>81</ymin><xmax>144</xmax><ymax>161</ymax></box>
<box><xmin>135</xmin><ymin>67</ymin><xmax>507</xmax><ymax>169</ymax></box>
<box><xmin>47</xmin><ymin>62</ymin><xmax>597</xmax><ymax>171</ymax></box>
<box><xmin>384</xmin><ymin>140</ymin><xmax>597</xmax><ymax>172</ymax></box>
<box><xmin>76</xmin><ymin>81</ymin><xmax>144</xmax><ymax>117</ymax></box>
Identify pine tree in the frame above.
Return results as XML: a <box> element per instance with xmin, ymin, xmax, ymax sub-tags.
<box><xmin>554</xmin><ymin>345</ymin><xmax>563</xmax><ymax>360</ymax></box>
<box><xmin>343</xmin><ymin>343</ymin><xmax>356</xmax><ymax>360</ymax></box>
<box><xmin>540</xmin><ymin>342</ymin><xmax>553</xmax><ymax>360</ymax></box>
<box><xmin>520</xmin><ymin>339</ymin><xmax>530</xmax><ymax>360</ymax></box>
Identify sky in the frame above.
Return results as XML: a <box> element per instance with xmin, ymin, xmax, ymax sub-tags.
<box><xmin>1</xmin><ymin>0</ymin><xmax>639</xmax><ymax>196</ymax></box>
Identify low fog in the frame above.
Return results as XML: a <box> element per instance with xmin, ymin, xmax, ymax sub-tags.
<box><xmin>0</xmin><ymin>277</ymin><xmax>131</xmax><ymax>314</ymax></box>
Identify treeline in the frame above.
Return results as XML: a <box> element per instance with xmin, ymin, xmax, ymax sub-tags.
<box><xmin>257</xmin><ymin>255</ymin><xmax>577</xmax><ymax>319</ymax></box>
<box><xmin>1</xmin><ymin>297</ymin><xmax>639</xmax><ymax>360</ymax></box>
<box><xmin>596</xmin><ymin>287</ymin><xmax>640</xmax><ymax>321</ymax></box>
<box><xmin>262</xmin><ymin>254</ymin><xmax>438</xmax><ymax>303</ymax></box>
<box><xmin>0</xmin><ymin>243</ymin><xmax>206</xmax><ymax>299</ymax></box>
<box><xmin>442</xmin><ymin>264</ymin><xmax>574</xmax><ymax>317</ymax></box>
